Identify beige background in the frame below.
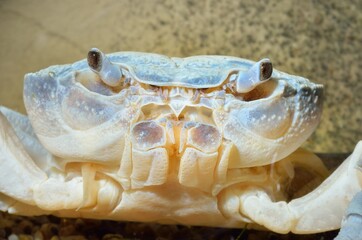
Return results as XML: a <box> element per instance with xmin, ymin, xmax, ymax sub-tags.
<box><xmin>0</xmin><ymin>0</ymin><xmax>361</xmax><ymax>152</ymax></box>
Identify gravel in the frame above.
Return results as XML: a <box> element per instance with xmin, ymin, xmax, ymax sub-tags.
<box><xmin>0</xmin><ymin>212</ymin><xmax>339</xmax><ymax>240</ymax></box>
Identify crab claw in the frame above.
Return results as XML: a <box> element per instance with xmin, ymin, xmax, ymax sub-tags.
<box><xmin>225</xmin><ymin>141</ymin><xmax>362</xmax><ymax>234</ymax></box>
<box><xmin>235</xmin><ymin>58</ymin><xmax>273</xmax><ymax>93</ymax></box>
<box><xmin>0</xmin><ymin>107</ymin><xmax>122</xmax><ymax>214</ymax></box>
<box><xmin>288</xmin><ymin>141</ymin><xmax>362</xmax><ymax>233</ymax></box>
<box><xmin>87</xmin><ymin>48</ymin><xmax>123</xmax><ymax>87</ymax></box>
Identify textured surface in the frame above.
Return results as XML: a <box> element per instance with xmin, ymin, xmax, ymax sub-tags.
<box><xmin>0</xmin><ymin>212</ymin><xmax>340</xmax><ymax>240</ymax></box>
<box><xmin>0</xmin><ymin>0</ymin><xmax>361</xmax><ymax>152</ymax></box>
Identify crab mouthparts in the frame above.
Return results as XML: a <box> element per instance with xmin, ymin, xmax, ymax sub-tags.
<box><xmin>169</xmin><ymin>101</ymin><xmax>187</xmax><ymax>117</ymax></box>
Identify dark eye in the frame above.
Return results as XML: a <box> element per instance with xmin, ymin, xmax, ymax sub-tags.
<box><xmin>260</xmin><ymin>60</ymin><xmax>273</xmax><ymax>81</ymax></box>
<box><xmin>234</xmin><ymin>58</ymin><xmax>273</xmax><ymax>93</ymax></box>
<box><xmin>87</xmin><ymin>49</ymin><xmax>102</xmax><ymax>72</ymax></box>
<box><xmin>86</xmin><ymin>48</ymin><xmax>123</xmax><ymax>87</ymax></box>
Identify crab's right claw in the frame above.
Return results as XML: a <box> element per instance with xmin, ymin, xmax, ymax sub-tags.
<box><xmin>0</xmin><ymin>108</ymin><xmax>48</xmax><ymax>209</ymax></box>
<box><xmin>0</xmin><ymin>107</ymin><xmax>122</xmax><ymax>214</ymax></box>
<box><xmin>0</xmin><ymin>107</ymin><xmax>85</xmax><ymax>213</ymax></box>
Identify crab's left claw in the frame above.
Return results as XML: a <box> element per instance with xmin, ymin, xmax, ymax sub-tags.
<box><xmin>335</xmin><ymin>191</ymin><xmax>362</xmax><ymax>240</ymax></box>
<box><xmin>288</xmin><ymin>141</ymin><xmax>362</xmax><ymax>233</ymax></box>
<box><xmin>219</xmin><ymin>141</ymin><xmax>362</xmax><ymax>234</ymax></box>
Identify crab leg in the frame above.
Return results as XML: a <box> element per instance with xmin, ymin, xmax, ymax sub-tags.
<box><xmin>237</xmin><ymin>141</ymin><xmax>362</xmax><ymax>234</ymax></box>
<box><xmin>0</xmin><ymin>107</ymin><xmax>84</xmax><ymax>212</ymax></box>
<box><xmin>0</xmin><ymin>108</ymin><xmax>47</xmax><ymax>206</ymax></box>
<box><xmin>289</xmin><ymin>141</ymin><xmax>362</xmax><ymax>233</ymax></box>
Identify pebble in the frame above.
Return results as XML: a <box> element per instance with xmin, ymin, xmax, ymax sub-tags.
<box><xmin>18</xmin><ymin>234</ymin><xmax>33</xmax><ymax>240</ymax></box>
<box><xmin>102</xmin><ymin>234</ymin><xmax>124</xmax><ymax>240</ymax></box>
<box><xmin>33</xmin><ymin>230</ymin><xmax>44</xmax><ymax>240</ymax></box>
<box><xmin>40</xmin><ymin>223</ymin><xmax>59</xmax><ymax>239</ymax></box>
<box><xmin>8</xmin><ymin>234</ymin><xmax>19</xmax><ymax>240</ymax></box>
<box><xmin>59</xmin><ymin>225</ymin><xmax>76</xmax><ymax>237</ymax></box>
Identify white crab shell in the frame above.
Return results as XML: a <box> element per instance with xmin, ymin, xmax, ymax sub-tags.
<box><xmin>0</xmin><ymin>50</ymin><xmax>361</xmax><ymax>234</ymax></box>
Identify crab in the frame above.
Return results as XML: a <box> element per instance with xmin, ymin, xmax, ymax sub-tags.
<box><xmin>0</xmin><ymin>48</ymin><xmax>361</xmax><ymax>234</ymax></box>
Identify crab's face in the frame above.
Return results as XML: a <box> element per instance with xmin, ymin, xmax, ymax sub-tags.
<box><xmin>24</xmin><ymin>49</ymin><xmax>323</xmax><ymax>168</ymax></box>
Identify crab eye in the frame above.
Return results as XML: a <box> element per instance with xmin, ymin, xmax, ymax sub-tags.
<box><xmin>88</xmin><ymin>49</ymin><xmax>102</xmax><ymax>71</ymax></box>
<box><xmin>235</xmin><ymin>58</ymin><xmax>273</xmax><ymax>93</ymax></box>
<box><xmin>260</xmin><ymin>60</ymin><xmax>273</xmax><ymax>81</ymax></box>
<box><xmin>87</xmin><ymin>48</ymin><xmax>123</xmax><ymax>87</ymax></box>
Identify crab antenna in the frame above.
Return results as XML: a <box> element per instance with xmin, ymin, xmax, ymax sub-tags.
<box><xmin>87</xmin><ymin>48</ymin><xmax>123</xmax><ymax>87</ymax></box>
<box><xmin>235</xmin><ymin>58</ymin><xmax>273</xmax><ymax>93</ymax></box>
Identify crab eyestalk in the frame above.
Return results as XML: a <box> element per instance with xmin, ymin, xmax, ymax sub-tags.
<box><xmin>87</xmin><ymin>48</ymin><xmax>123</xmax><ymax>87</ymax></box>
<box><xmin>235</xmin><ymin>58</ymin><xmax>273</xmax><ymax>93</ymax></box>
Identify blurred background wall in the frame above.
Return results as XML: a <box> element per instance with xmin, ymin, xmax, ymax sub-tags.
<box><xmin>0</xmin><ymin>0</ymin><xmax>361</xmax><ymax>152</ymax></box>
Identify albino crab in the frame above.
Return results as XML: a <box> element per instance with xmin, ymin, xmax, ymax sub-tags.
<box><xmin>0</xmin><ymin>49</ymin><xmax>361</xmax><ymax>234</ymax></box>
